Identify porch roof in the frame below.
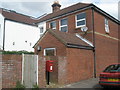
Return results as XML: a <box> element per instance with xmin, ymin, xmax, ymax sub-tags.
<box><xmin>34</xmin><ymin>29</ymin><xmax>93</xmax><ymax>50</ymax></box>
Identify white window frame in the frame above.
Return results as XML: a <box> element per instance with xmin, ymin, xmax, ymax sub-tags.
<box><xmin>49</xmin><ymin>21</ymin><xmax>56</xmax><ymax>30</ymax></box>
<box><xmin>59</xmin><ymin>18</ymin><xmax>68</xmax><ymax>32</ymax></box>
<box><xmin>105</xmin><ymin>18</ymin><xmax>109</xmax><ymax>33</ymax></box>
<box><xmin>44</xmin><ymin>48</ymin><xmax>56</xmax><ymax>56</ymax></box>
<box><xmin>75</xmin><ymin>12</ymin><xmax>86</xmax><ymax>28</ymax></box>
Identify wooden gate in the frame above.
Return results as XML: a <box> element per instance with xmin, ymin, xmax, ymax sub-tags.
<box><xmin>22</xmin><ymin>54</ymin><xmax>38</xmax><ymax>88</ymax></box>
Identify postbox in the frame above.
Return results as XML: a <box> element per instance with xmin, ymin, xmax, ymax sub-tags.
<box><xmin>46</xmin><ymin>60</ymin><xmax>54</xmax><ymax>72</ymax></box>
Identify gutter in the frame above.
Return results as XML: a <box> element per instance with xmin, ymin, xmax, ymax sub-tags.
<box><xmin>5</xmin><ymin>18</ymin><xmax>38</xmax><ymax>27</ymax></box>
<box><xmin>67</xmin><ymin>43</ymin><xmax>93</xmax><ymax>50</ymax></box>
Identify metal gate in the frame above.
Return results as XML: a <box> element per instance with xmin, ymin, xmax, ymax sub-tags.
<box><xmin>22</xmin><ymin>54</ymin><xmax>38</xmax><ymax>88</ymax></box>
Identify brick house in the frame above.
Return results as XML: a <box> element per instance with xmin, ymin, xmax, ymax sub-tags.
<box><xmin>34</xmin><ymin>2</ymin><xmax>119</xmax><ymax>85</ymax></box>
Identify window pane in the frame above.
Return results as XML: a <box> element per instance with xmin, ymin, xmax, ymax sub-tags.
<box><xmin>105</xmin><ymin>25</ymin><xmax>109</xmax><ymax>33</ymax></box>
<box><xmin>77</xmin><ymin>13</ymin><xmax>86</xmax><ymax>20</ymax></box>
<box><xmin>61</xmin><ymin>26</ymin><xmax>68</xmax><ymax>32</ymax></box>
<box><xmin>103</xmin><ymin>64</ymin><xmax>120</xmax><ymax>72</ymax></box>
<box><xmin>77</xmin><ymin>20</ymin><xmax>85</xmax><ymax>26</ymax></box>
<box><xmin>50</xmin><ymin>21</ymin><xmax>56</xmax><ymax>29</ymax></box>
<box><xmin>40</xmin><ymin>27</ymin><xmax>43</xmax><ymax>33</ymax></box>
<box><xmin>46</xmin><ymin>49</ymin><xmax>55</xmax><ymax>56</ymax></box>
<box><xmin>105</xmin><ymin>18</ymin><xmax>108</xmax><ymax>25</ymax></box>
<box><xmin>61</xmin><ymin>18</ymin><xmax>67</xmax><ymax>25</ymax></box>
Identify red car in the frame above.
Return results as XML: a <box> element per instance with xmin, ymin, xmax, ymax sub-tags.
<box><xmin>99</xmin><ymin>64</ymin><xmax>120</xmax><ymax>88</ymax></box>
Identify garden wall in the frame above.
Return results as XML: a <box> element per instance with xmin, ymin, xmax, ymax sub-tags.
<box><xmin>2</xmin><ymin>54</ymin><xmax>22</xmax><ymax>88</ymax></box>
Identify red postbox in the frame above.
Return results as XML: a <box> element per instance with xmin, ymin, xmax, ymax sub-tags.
<box><xmin>46</xmin><ymin>60</ymin><xmax>54</xmax><ymax>72</ymax></box>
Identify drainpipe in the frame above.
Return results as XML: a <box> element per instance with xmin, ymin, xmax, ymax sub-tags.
<box><xmin>3</xmin><ymin>18</ymin><xmax>6</xmax><ymax>51</ymax></box>
<box><xmin>92</xmin><ymin>7</ymin><xmax>96</xmax><ymax>78</ymax></box>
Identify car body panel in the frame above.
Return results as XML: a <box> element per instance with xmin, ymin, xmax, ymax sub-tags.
<box><xmin>99</xmin><ymin>64</ymin><xmax>120</xmax><ymax>87</ymax></box>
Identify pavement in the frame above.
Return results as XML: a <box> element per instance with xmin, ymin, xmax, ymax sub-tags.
<box><xmin>64</xmin><ymin>78</ymin><xmax>102</xmax><ymax>88</ymax></box>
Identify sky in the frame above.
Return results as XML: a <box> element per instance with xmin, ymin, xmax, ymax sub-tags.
<box><xmin>0</xmin><ymin>0</ymin><xmax>119</xmax><ymax>20</ymax></box>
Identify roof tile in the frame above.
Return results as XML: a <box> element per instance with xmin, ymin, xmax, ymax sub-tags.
<box><xmin>2</xmin><ymin>9</ymin><xmax>37</xmax><ymax>26</ymax></box>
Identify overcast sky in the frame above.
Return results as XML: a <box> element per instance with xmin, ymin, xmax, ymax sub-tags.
<box><xmin>0</xmin><ymin>0</ymin><xmax>119</xmax><ymax>20</ymax></box>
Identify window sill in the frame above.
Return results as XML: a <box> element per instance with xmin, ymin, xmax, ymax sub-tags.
<box><xmin>75</xmin><ymin>25</ymin><xmax>86</xmax><ymax>29</ymax></box>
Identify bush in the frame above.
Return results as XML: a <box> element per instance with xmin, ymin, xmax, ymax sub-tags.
<box><xmin>33</xmin><ymin>84</ymin><xmax>39</xmax><ymax>88</ymax></box>
<box><xmin>2</xmin><ymin>50</ymin><xmax>34</xmax><ymax>55</ymax></box>
<box><xmin>15</xmin><ymin>81</ymin><xmax>26</xmax><ymax>88</ymax></box>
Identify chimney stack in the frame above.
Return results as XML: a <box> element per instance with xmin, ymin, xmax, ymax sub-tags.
<box><xmin>52</xmin><ymin>1</ymin><xmax>61</xmax><ymax>13</ymax></box>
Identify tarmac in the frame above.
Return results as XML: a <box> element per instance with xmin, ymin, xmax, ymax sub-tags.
<box><xmin>64</xmin><ymin>78</ymin><xmax>102</xmax><ymax>88</ymax></box>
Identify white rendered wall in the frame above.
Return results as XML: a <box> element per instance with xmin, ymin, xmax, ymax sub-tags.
<box><xmin>38</xmin><ymin>21</ymin><xmax>46</xmax><ymax>37</ymax></box>
<box><xmin>4</xmin><ymin>20</ymin><xmax>40</xmax><ymax>52</ymax></box>
<box><xmin>0</xmin><ymin>14</ymin><xmax>4</xmax><ymax>50</ymax></box>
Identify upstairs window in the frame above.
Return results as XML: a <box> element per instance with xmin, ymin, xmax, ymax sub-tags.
<box><xmin>105</xmin><ymin>18</ymin><xmax>109</xmax><ymax>33</ymax></box>
<box><xmin>50</xmin><ymin>21</ymin><xmax>56</xmax><ymax>30</ymax></box>
<box><xmin>60</xmin><ymin>18</ymin><xmax>68</xmax><ymax>32</ymax></box>
<box><xmin>76</xmin><ymin>12</ymin><xmax>86</xmax><ymax>28</ymax></box>
<box><xmin>39</xmin><ymin>27</ymin><xmax>44</xmax><ymax>33</ymax></box>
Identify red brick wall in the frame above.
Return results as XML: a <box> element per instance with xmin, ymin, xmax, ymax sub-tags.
<box><xmin>94</xmin><ymin>11</ymin><xmax>119</xmax><ymax>76</ymax></box>
<box><xmin>34</xmin><ymin>32</ymin><xmax>68</xmax><ymax>86</ymax></box>
<box><xmin>95</xmin><ymin>35</ymin><xmax>118</xmax><ymax>76</ymax></box>
<box><xmin>66</xmin><ymin>48</ymin><xmax>94</xmax><ymax>84</ymax></box>
<box><xmin>34</xmin><ymin>32</ymin><xmax>67</xmax><ymax>57</ymax></box>
<box><xmin>58</xmin><ymin>57</ymin><xmax>67</xmax><ymax>84</ymax></box>
<box><xmin>46</xmin><ymin>9</ymin><xmax>93</xmax><ymax>34</ymax></box>
<box><xmin>38</xmin><ymin>56</ymin><xmax>46</xmax><ymax>88</ymax></box>
<box><xmin>37</xmin><ymin>56</ymin><xmax>68</xmax><ymax>87</ymax></box>
<box><xmin>2</xmin><ymin>54</ymin><xmax>22</xmax><ymax>88</ymax></box>
<box><xmin>94</xmin><ymin>11</ymin><xmax>118</xmax><ymax>38</ymax></box>
<box><xmin>37</xmin><ymin>54</ymin><xmax>94</xmax><ymax>86</ymax></box>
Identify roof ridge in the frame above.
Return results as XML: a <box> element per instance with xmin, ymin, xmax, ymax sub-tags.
<box><xmin>35</xmin><ymin>2</ymin><xmax>91</xmax><ymax>23</ymax></box>
<box><xmin>45</xmin><ymin>2</ymin><xmax>90</xmax><ymax>15</ymax></box>
<box><xmin>59</xmin><ymin>2</ymin><xmax>90</xmax><ymax>11</ymax></box>
<box><xmin>2</xmin><ymin>8</ymin><xmax>37</xmax><ymax>20</ymax></box>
